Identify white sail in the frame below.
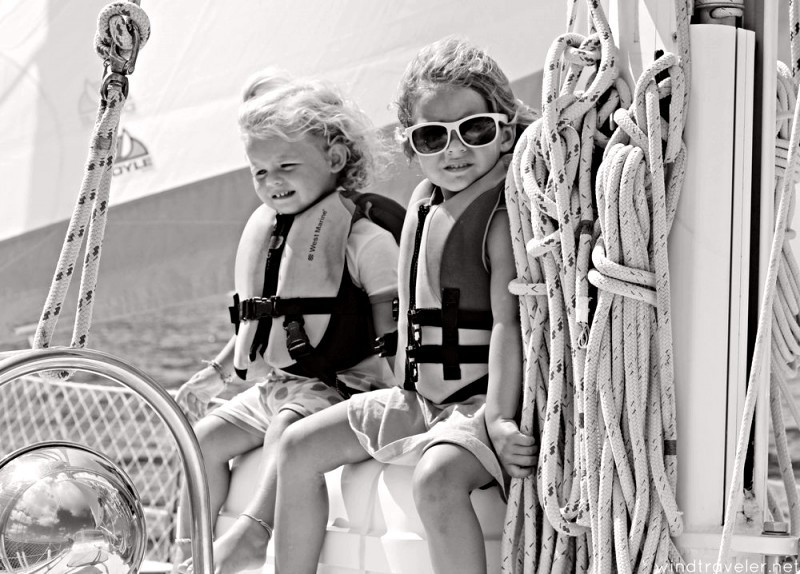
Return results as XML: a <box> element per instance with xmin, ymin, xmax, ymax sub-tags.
<box><xmin>0</xmin><ymin>0</ymin><xmax>556</xmax><ymax>241</ymax></box>
<box><xmin>0</xmin><ymin>0</ymin><xmax>556</xmax><ymax>342</ymax></box>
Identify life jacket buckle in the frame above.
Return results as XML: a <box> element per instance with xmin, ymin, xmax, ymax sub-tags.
<box><xmin>284</xmin><ymin>318</ymin><xmax>313</xmax><ymax>359</ymax></box>
<box><xmin>240</xmin><ymin>296</ymin><xmax>280</xmax><ymax>321</ymax></box>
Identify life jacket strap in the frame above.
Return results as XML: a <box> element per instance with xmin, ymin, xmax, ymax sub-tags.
<box><xmin>229</xmin><ymin>293</ymin><xmax>243</xmax><ymax>333</ymax></box>
<box><xmin>403</xmin><ymin>204</ymin><xmax>431</xmax><ymax>391</ymax></box>
<box><xmin>250</xmin><ymin>213</ymin><xmax>295</xmax><ymax>364</ymax></box>
<box><xmin>405</xmin><ymin>344</ymin><xmax>490</xmax><ymax>365</ymax></box>
<box><xmin>440</xmin><ymin>288</ymin><xmax>461</xmax><ymax>380</ymax></box>
<box><xmin>235</xmin><ymin>295</ymin><xmax>340</xmax><ymax>321</ymax></box>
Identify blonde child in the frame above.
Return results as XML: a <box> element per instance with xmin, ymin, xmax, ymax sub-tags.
<box><xmin>274</xmin><ymin>37</ymin><xmax>538</xmax><ymax>574</ymax></box>
<box><xmin>175</xmin><ymin>68</ymin><xmax>399</xmax><ymax>574</ymax></box>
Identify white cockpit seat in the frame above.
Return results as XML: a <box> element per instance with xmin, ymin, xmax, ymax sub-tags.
<box><xmin>215</xmin><ymin>447</ymin><xmax>506</xmax><ymax>574</ymax></box>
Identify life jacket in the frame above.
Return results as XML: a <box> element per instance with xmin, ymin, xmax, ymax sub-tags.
<box><xmin>396</xmin><ymin>157</ymin><xmax>510</xmax><ymax>404</ymax></box>
<box><xmin>230</xmin><ymin>189</ymin><xmax>404</xmax><ymax>395</ymax></box>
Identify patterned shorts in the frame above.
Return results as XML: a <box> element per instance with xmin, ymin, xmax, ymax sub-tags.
<box><xmin>210</xmin><ymin>370</ymin><xmax>344</xmax><ymax>437</ymax></box>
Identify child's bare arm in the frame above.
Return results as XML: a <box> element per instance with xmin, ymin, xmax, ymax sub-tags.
<box><xmin>484</xmin><ymin>210</ymin><xmax>537</xmax><ymax>478</ymax></box>
<box><xmin>371</xmin><ymin>297</ymin><xmax>397</xmax><ymax>372</ymax></box>
<box><xmin>371</xmin><ymin>299</ymin><xmax>396</xmax><ymax>337</ymax></box>
<box><xmin>355</xmin><ymin>222</ymin><xmax>400</xmax><ymax>373</ymax></box>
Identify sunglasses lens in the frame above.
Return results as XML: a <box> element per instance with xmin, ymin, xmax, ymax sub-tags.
<box><xmin>411</xmin><ymin>125</ymin><xmax>449</xmax><ymax>154</ymax></box>
<box><xmin>459</xmin><ymin>116</ymin><xmax>498</xmax><ymax>146</ymax></box>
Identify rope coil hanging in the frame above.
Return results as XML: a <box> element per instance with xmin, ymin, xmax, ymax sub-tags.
<box><xmin>584</xmin><ymin>47</ymin><xmax>688</xmax><ymax>572</ymax></box>
<box><xmin>502</xmin><ymin>0</ymin><xmax>628</xmax><ymax>570</ymax></box>
<box><xmin>502</xmin><ymin>0</ymin><xmax>691</xmax><ymax>571</ymax></box>
<box><xmin>32</xmin><ymin>1</ymin><xmax>150</xmax><ymax>378</ymax></box>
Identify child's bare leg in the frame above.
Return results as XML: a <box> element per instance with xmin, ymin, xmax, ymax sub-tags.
<box><xmin>209</xmin><ymin>409</ymin><xmax>302</xmax><ymax>574</ymax></box>
<box><xmin>275</xmin><ymin>401</ymin><xmax>370</xmax><ymax>574</ymax></box>
<box><xmin>412</xmin><ymin>444</ymin><xmax>493</xmax><ymax>574</ymax></box>
<box><xmin>175</xmin><ymin>416</ymin><xmax>263</xmax><ymax>567</ymax></box>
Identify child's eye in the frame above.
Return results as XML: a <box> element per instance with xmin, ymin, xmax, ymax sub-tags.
<box><xmin>280</xmin><ymin>163</ymin><xmax>297</xmax><ymax>171</ymax></box>
<box><xmin>253</xmin><ymin>169</ymin><xmax>268</xmax><ymax>179</ymax></box>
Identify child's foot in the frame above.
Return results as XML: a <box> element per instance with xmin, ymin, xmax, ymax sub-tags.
<box><xmin>178</xmin><ymin>515</ymin><xmax>271</xmax><ymax>574</ymax></box>
<box><xmin>171</xmin><ymin>539</ymin><xmax>192</xmax><ymax>574</ymax></box>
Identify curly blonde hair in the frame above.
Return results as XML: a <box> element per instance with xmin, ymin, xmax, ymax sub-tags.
<box><xmin>395</xmin><ymin>36</ymin><xmax>537</xmax><ymax>159</ymax></box>
<box><xmin>238</xmin><ymin>68</ymin><xmax>384</xmax><ymax>191</ymax></box>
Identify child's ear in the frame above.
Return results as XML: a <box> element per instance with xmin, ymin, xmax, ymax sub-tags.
<box><xmin>499</xmin><ymin>124</ymin><xmax>516</xmax><ymax>153</ymax></box>
<box><xmin>328</xmin><ymin>142</ymin><xmax>349</xmax><ymax>173</ymax></box>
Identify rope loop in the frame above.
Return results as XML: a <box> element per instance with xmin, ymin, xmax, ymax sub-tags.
<box><xmin>95</xmin><ymin>2</ymin><xmax>151</xmax><ymax>71</ymax></box>
<box><xmin>564</xmin><ymin>44</ymin><xmax>601</xmax><ymax>67</ymax></box>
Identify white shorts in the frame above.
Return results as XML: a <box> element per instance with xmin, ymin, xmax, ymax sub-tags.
<box><xmin>347</xmin><ymin>386</ymin><xmax>505</xmax><ymax>494</ymax></box>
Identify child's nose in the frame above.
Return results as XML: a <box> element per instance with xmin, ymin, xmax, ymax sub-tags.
<box><xmin>266</xmin><ymin>173</ymin><xmax>284</xmax><ymax>187</ymax></box>
<box><xmin>446</xmin><ymin>128</ymin><xmax>466</xmax><ymax>154</ymax></box>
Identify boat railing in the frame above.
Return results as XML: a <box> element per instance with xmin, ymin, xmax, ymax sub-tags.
<box><xmin>0</xmin><ymin>354</ymin><xmax>186</xmax><ymax>565</ymax></box>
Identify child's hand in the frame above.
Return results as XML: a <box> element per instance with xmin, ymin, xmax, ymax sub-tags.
<box><xmin>175</xmin><ymin>367</ymin><xmax>225</xmax><ymax>421</ymax></box>
<box><xmin>487</xmin><ymin>418</ymin><xmax>538</xmax><ymax>478</ymax></box>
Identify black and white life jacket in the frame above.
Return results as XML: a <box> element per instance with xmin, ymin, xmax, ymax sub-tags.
<box><xmin>396</xmin><ymin>157</ymin><xmax>509</xmax><ymax>404</ymax></box>
<box><xmin>230</xmin><ymin>189</ymin><xmax>404</xmax><ymax>395</ymax></box>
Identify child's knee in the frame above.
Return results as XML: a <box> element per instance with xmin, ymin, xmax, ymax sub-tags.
<box><xmin>412</xmin><ymin>455</ymin><xmax>463</xmax><ymax>510</ymax></box>
<box><xmin>278</xmin><ymin>422</ymin><xmax>312</xmax><ymax>473</ymax></box>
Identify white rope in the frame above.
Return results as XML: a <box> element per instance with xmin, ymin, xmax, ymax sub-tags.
<box><xmin>501</xmin><ymin>0</ymin><xmax>632</xmax><ymax>570</ymax></box>
<box><xmin>503</xmin><ymin>0</ymin><xmax>690</xmax><ymax>571</ymax></box>
<box><xmin>32</xmin><ymin>2</ymin><xmax>149</xmax><ymax>378</ymax></box>
<box><xmin>581</xmin><ymin>1</ymin><xmax>691</xmax><ymax>566</ymax></box>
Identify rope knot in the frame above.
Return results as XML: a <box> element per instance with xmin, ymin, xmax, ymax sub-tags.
<box><xmin>95</xmin><ymin>2</ymin><xmax>151</xmax><ymax>74</ymax></box>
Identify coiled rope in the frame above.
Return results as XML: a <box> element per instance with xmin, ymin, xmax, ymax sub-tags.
<box><xmin>32</xmin><ymin>1</ymin><xmax>150</xmax><ymax>378</ymax></box>
<box><xmin>717</xmin><ymin>0</ymin><xmax>800</xmax><ymax>565</ymax></box>
<box><xmin>585</xmin><ymin>46</ymin><xmax>688</xmax><ymax>572</ymax></box>
<box><xmin>503</xmin><ymin>0</ymin><xmax>691</xmax><ymax>571</ymax></box>
<box><xmin>502</xmin><ymin>0</ymin><xmax>626</xmax><ymax>571</ymax></box>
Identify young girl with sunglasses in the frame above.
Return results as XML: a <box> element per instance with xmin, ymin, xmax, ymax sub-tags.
<box><xmin>274</xmin><ymin>37</ymin><xmax>538</xmax><ymax>574</ymax></box>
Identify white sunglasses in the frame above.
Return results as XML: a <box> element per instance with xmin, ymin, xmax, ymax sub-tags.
<box><xmin>403</xmin><ymin>113</ymin><xmax>509</xmax><ymax>156</ymax></box>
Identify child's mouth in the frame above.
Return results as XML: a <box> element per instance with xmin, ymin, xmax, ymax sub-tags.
<box><xmin>272</xmin><ymin>190</ymin><xmax>296</xmax><ymax>199</ymax></box>
<box><xmin>444</xmin><ymin>163</ymin><xmax>471</xmax><ymax>172</ymax></box>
